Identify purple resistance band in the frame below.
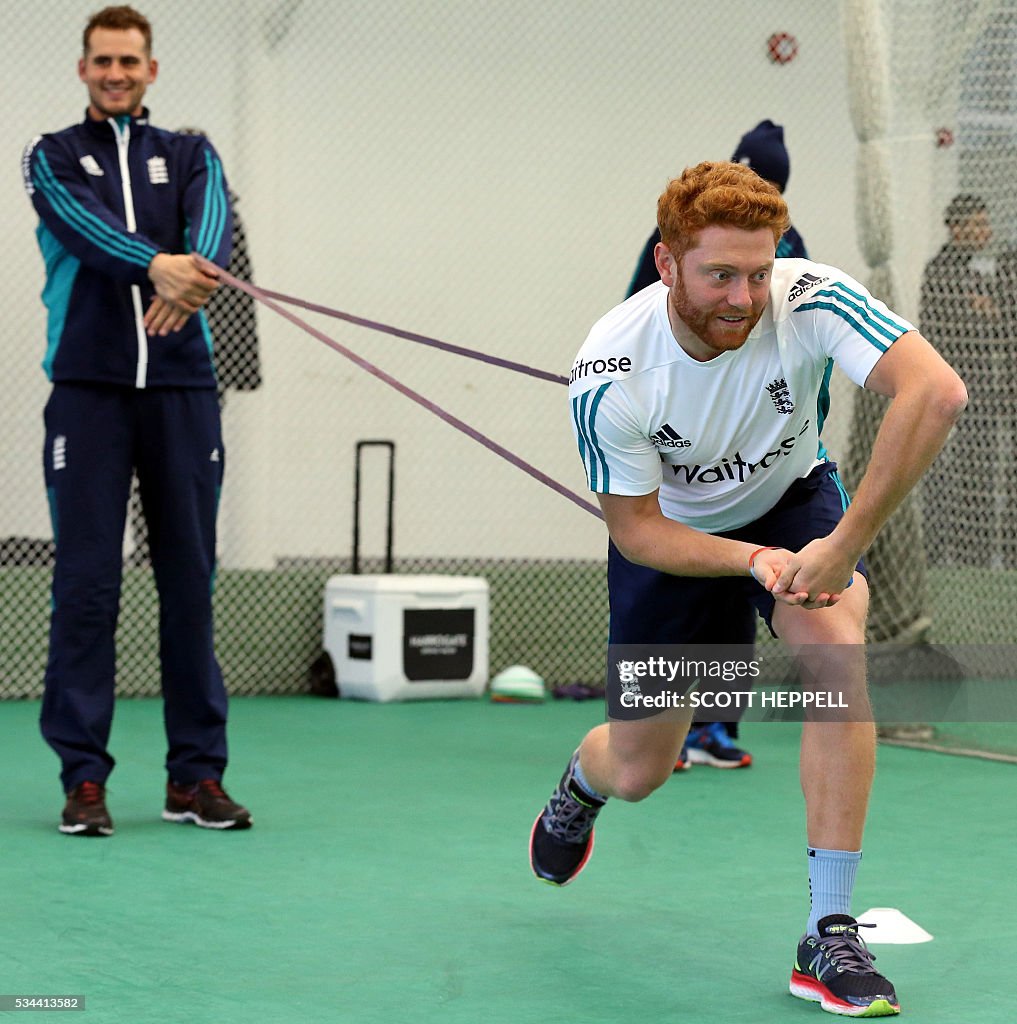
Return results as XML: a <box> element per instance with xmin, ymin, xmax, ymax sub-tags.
<box><xmin>255</xmin><ymin>284</ymin><xmax>569</xmax><ymax>387</ymax></box>
<box><xmin>195</xmin><ymin>258</ymin><xmax>603</xmax><ymax>521</ymax></box>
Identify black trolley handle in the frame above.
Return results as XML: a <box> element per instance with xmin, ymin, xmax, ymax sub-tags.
<box><xmin>352</xmin><ymin>440</ymin><xmax>395</xmax><ymax>575</ymax></box>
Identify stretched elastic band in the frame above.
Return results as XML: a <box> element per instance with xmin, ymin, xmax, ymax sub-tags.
<box><xmin>194</xmin><ymin>257</ymin><xmax>604</xmax><ymax>521</ymax></box>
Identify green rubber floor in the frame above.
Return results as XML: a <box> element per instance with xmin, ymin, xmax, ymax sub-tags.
<box><xmin>1</xmin><ymin>696</ymin><xmax>1013</xmax><ymax>1023</ymax></box>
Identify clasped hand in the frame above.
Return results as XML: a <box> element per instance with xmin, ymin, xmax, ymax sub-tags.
<box><xmin>144</xmin><ymin>253</ymin><xmax>220</xmax><ymax>336</ymax></box>
<box><xmin>750</xmin><ymin>538</ymin><xmax>857</xmax><ymax>610</ymax></box>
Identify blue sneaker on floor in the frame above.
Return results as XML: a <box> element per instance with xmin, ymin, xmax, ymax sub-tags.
<box><xmin>673</xmin><ymin>743</ymin><xmax>691</xmax><ymax>772</ymax></box>
<box><xmin>685</xmin><ymin>722</ymin><xmax>752</xmax><ymax>768</ymax></box>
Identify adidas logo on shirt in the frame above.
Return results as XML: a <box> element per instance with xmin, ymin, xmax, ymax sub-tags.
<box><xmin>788</xmin><ymin>272</ymin><xmax>830</xmax><ymax>301</ymax></box>
<box><xmin>79</xmin><ymin>155</ymin><xmax>104</xmax><ymax>176</ymax></box>
<box><xmin>650</xmin><ymin>423</ymin><xmax>692</xmax><ymax>448</ymax></box>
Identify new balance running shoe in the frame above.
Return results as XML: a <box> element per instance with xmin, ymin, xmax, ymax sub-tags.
<box><xmin>790</xmin><ymin>914</ymin><xmax>900</xmax><ymax>1017</ymax></box>
<box><xmin>685</xmin><ymin>722</ymin><xmax>752</xmax><ymax>768</ymax></box>
<box><xmin>60</xmin><ymin>781</ymin><xmax>114</xmax><ymax>836</ymax></box>
<box><xmin>162</xmin><ymin>779</ymin><xmax>252</xmax><ymax>830</ymax></box>
<box><xmin>529</xmin><ymin>752</ymin><xmax>605</xmax><ymax>886</ymax></box>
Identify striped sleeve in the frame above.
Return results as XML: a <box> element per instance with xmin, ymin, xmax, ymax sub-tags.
<box><xmin>25</xmin><ymin>137</ymin><xmax>157</xmax><ymax>284</ymax></box>
<box><xmin>572</xmin><ymin>383</ymin><xmax>612</xmax><ymax>491</ymax></box>
<box><xmin>569</xmin><ymin>382</ymin><xmax>662</xmax><ymax>496</ymax></box>
<box><xmin>796</xmin><ymin>279</ymin><xmax>912</xmax><ymax>352</ymax></box>
<box><xmin>791</xmin><ymin>270</ymin><xmax>916</xmax><ymax>387</ymax></box>
<box><xmin>184</xmin><ymin>141</ymin><xmax>233</xmax><ymax>267</ymax></box>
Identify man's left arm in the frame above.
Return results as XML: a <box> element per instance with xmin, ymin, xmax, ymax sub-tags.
<box><xmin>144</xmin><ymin>139</ymin><xmax>234</xmax><ymax>335</ymax></box>
<box><xmin>774</xmin><ymin>331</ymin><xmax>967</xmax><ymax>600</ymax></box>
<box><xmin>181</xmin><ymin>139</ymin><xmax>234</xmax><ymax>267</ymax></box>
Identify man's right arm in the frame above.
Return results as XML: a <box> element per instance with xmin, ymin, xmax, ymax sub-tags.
<box><xmin>573</xmin><ymin>374</ymin><xmax>812</xmax><ymax>603</ymax></box>
<box><xmin>599</xmin><ymin>490</ymin><xmax>810</xmax><ymax>604</ymax></box>
<box><xmin>23</xmin><ymin>135</ymin><xmax>159</xmax><ymax>286</ymax></box>
<box><xmin>25</xmin><ymin>137</ymin><xmax>218</xmax><ymax>336</ymax></box>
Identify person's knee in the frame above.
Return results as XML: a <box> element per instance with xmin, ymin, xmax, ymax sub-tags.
<box><xmin>53</xmin><ymin>578</ymin><xmax>120</xmax><ymax>626</ymax></box>
<box><xmin>817</xmin><ymin>606</ymin><xmax>867</xmax><ymax>650</ymax></box>
<box><xmin>611</xmin><ymin>760</ymin><xmax>673</xmax><ymax>802</ymax></box>
<box><xmin>779</xmin><ymin>613</ymin><xmax>868</xmax><ymax>651</ymax></box>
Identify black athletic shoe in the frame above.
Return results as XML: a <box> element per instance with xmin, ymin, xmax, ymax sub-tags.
<box><xmin>529</xmin><ymin>752</ymin><xmax>605</xmax><ymax>886</ymax></box>
<box><xmin>790</xmin><ymin>914</ymin><xmax>901</xmax><ymax>1017</ymax></box>
<box><xmin>162</xmin><ymin>779</ymin><xmax>253</xmax><ymax>830</ymax></box>
<box><xmin>60</xmin><ymin>781</ymin><xmax>114</xmax><ymax>836</ymax></box>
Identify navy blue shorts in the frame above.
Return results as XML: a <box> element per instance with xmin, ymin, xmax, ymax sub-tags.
<box><xmin>607</xmin><ymin>462</ymin><xmax>865</xmax><ymax>645</ymax></box>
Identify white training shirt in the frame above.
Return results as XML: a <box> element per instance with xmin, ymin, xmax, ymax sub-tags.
<box><xmin>569</xmin><ymin>259</ymin><xmax>915</xmax><ymax>532</ymax></box>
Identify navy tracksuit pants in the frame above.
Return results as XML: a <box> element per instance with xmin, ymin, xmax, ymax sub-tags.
<box><xmin>41</xmin><ymin>383</ymin><xmax>229</xmax><ymax>792</ymax></box>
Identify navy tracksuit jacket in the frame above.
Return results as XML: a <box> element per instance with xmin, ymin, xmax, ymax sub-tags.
<box><xmin>24</xmin><ymin>109</ymin><xmax>235</xmax><ymax>790</ymax></box>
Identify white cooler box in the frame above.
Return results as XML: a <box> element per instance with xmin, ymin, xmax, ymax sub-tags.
<box><xmin>322</xmin><ymin>574</ymin><xmax>489</xmax><ymax>701</ymax></box>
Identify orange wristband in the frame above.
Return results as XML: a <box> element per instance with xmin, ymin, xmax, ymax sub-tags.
<box><xmin>748</xmin><ymin>545</ymin><xmax>778</xmax><ymax>580</ymax></box>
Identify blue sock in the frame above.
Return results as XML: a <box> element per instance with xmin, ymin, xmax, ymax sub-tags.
<box><xmin>571</xmin><ymin>754</ymin><xmax>608</xmax><ymax>803</ymax></box>
<box><xmin>807</xmin><ymin>847</ymin><xmax>861</xmax><ymax>936</ymax></box>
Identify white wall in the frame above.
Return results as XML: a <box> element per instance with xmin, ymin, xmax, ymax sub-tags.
<box><xmin>5</xmin><ymin>1</ymin><xmax>865</xmax><ymax>566</ymax></box>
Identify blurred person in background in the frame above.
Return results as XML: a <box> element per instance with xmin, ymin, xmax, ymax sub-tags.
<box><xmin>627</xmin><ymin>119</ymin><xmax>809</xmax><ymax>298</ymax></box>
<box><xmin>920</xmin><ymin>194</ymin><xmax>1011</xmax><ymax>567</ymax></box>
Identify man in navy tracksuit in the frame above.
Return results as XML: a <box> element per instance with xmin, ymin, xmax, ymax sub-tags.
<box><xmin>23</xmin><ymin>5</ymin><xmax>252</xmax><ymax>836</ymax></box>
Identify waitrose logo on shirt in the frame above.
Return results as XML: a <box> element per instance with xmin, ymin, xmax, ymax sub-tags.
<box><xmin>669</xmin><ymin>420</ymin><xmax>812</xmax><ymax>484</ymax></box>
<box><xmin>570</xmin><ymin>355</ymin><xmax>632</xmax><ymax>383</ymax></box>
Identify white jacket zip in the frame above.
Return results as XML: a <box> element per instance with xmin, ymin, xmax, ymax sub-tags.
<box><xmin>111</xmin><ymin>117</ymin><xmax>148</xmax><ymax>389</ymax></box>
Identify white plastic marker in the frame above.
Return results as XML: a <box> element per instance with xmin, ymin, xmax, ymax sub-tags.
<box><xmin>857</xmin><ymin>908</ymin><xmax>933</xmax><ymax>944</ymax></box>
